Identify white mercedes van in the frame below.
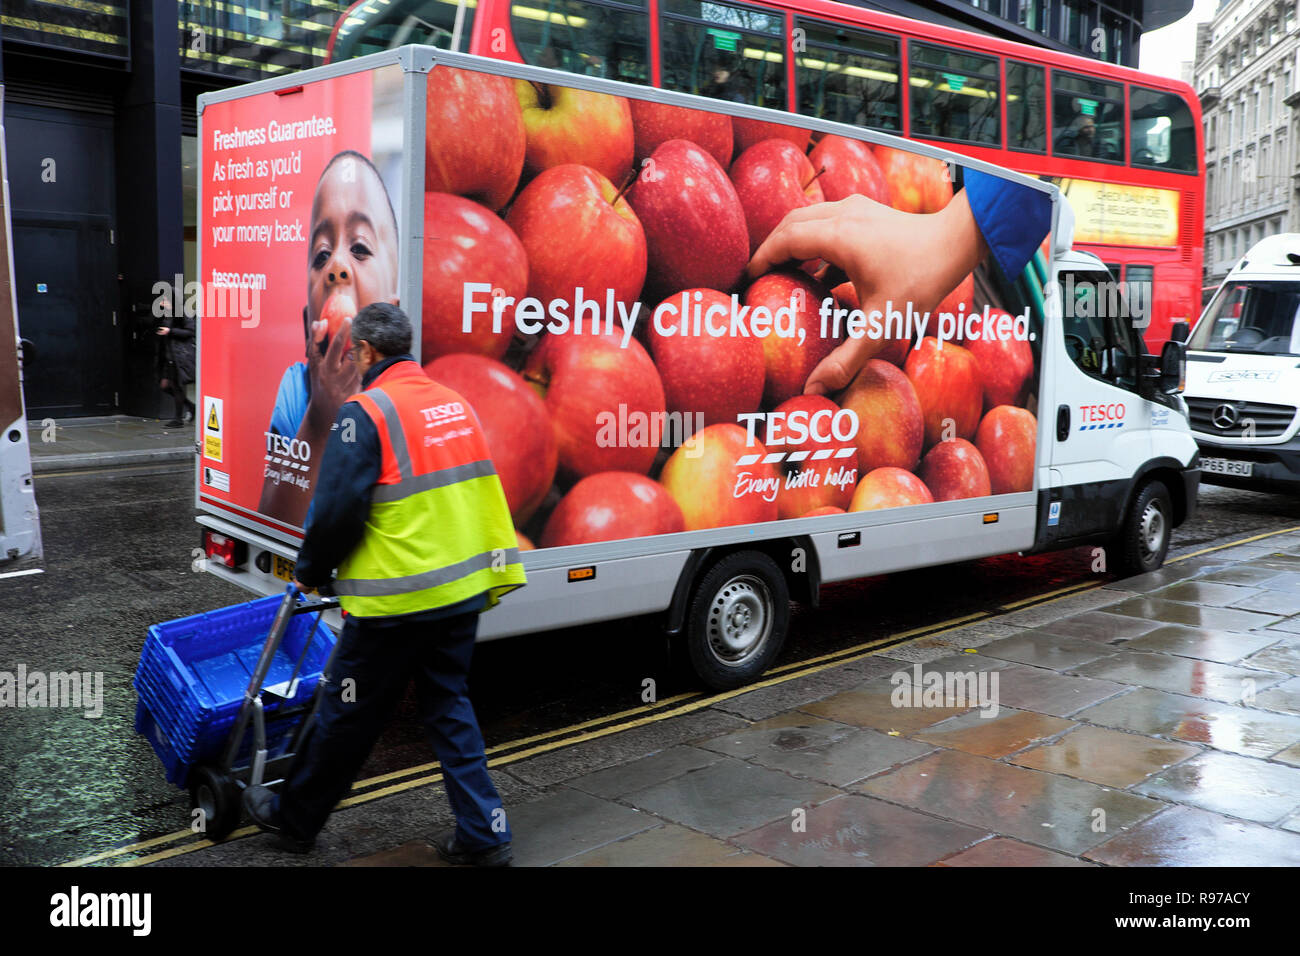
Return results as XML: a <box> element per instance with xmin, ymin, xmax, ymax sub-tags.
<box><xmin>1185</xmin><ymin>234</ymin><xmax>1300</xmax><ymax>492</ymax></box>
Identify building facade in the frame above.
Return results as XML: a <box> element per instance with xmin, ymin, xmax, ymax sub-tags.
<box><xmin>3</xmin><ymin>0</ymin><xmax>1190</xmax><ymax>418</ymax></box>
<box><xmin>1195</xmin><ymin>0</ymin><xmax>1300</xmax><ymax>295</ymax></box>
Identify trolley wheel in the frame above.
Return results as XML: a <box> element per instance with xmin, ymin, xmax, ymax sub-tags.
<box><xmin>190</xmin><ymin>766</ymin><xmax>239</xmax><ymax>841</ymax></box>
<box><xmin>684</xmin><ymin>550</ymin><xmax>790</xmax><ymax>691</ymax></box>
<box><xmin>1113</xmin><ymin>479</ymin><xmax>1172</xmax><ymax>577</ymax></box>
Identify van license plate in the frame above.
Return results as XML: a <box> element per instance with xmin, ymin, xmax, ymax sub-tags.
<box><xmin>1202</xmin><ymin>457</ymin><xmax>1253</xmax><ymax>477</ymax></box>
<box><xmin>272</xmin><ymin>555</ymin><xmax>296</xmax><ymax>582</ymax></box>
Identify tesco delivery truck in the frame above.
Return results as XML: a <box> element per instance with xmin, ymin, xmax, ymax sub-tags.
<box><xmin>193</xmin><ymin>47</ymin><xmax>1198</xmax><ymax>689</ymax></box>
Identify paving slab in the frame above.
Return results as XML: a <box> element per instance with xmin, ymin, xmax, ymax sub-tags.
<box><xmin>1229</xmin><ymin>589</ymin><xmax>1300</xmax><ymax>616</ymax></box>
<box><xmin>567</xmin><ymin>745</ymin><xmax>725</xmax><ymax>800</ymax></box>
<box><xmin>505</xmin><ymin>788</ymin><xmax>659</xmax><ymax>867</ymax></box>
<box><xmin>697</xmin><ymin>720</ymin><xmax>935</xmax><ymax>787</ymax></box>
<box><xmin>1075</xmin><ymin>687</ymin><xmax>1300</xmax><ymax>758</ymax></box>
<box><xmin>1266</xmin><ymin>617</ymin><xmax>1300</xmax><ymax>636</ymax></box>
<box><xmin>1254</xmin><ymin>676</ymin><xmax>1300</xmax><ymax>716</ymax></box>
<box><xmin>1273</xmin><ymin>741</ymin><xmax>1300</xmax><ymax>767</ymax></box>
<box><xmin>1198</xmin><ymin>566</ymin><xmax>1294</xmax><ymax>587</ymax></box>
<box><xmin>338</xmin><ymin>840</ymin><xmax>443</xmax><ymax>867</ymax></box>
<box><xmin>1085</xmin><ymin>805</ymin><xmax>1300</xmax><ymax>866</ymax></box>
<box><xmin>1248</xmin><ymin>570</ymin><xmax>1300</xmax><ymax>592</ymax></box>
<box><xmin>990</xmin><ymin>663</ymin><xmax>1129</xmax><ymax>717</ymax></box>
<box><xmin>995</xmin><ymin>588</ymin><xmax>1125</xmax><ymax>627</ymax></box>
<box><xmin>935</xmin><ymin>836</ymin><xmax>1094</xmax><ymax>866</ymax></box>
<box><xmin>1032</xmin><ymin>611</ymin><xmax>1163</xmax><ymax>644</ymax></box>
<box><xmin>799</xmin><ymin>678</ymin><xmax>973</xmax><ymax>734</ymax></box>
<box><xmin>1150</xmin><ymin>580</ymin><xmax>1266</xmax><ymax>607</ymax></box>
<box><xmin>1121</xmin><ymin>624</ymin><xmax>1280</xmax><ymax>664</ymax></box>
<box><xmin>712</xmin><ymin>659</ymin><xmax>896</xmax><ymax>722</ymax></box>
<box><xmin>1102</xmin><ymin>564</ymin><xmax>1209</xmax><ymax>594</ymax></box>
<box><xmin>623</xmin><ymin>756</ymin><xmax>840</xmax><ymax>838</ymax></box>
<box><xmin>857</xmin><ymin>748</ymin><xmax>1165</xmax><ymax>856</ymax></box>
<box><xmin>1105</xmin><ymin>597</ymin><xmax>1283</xmax><ymax>632</ymax></box>
<box><xmin>558</xmin><ymin>824</ymin><xmax>784</xmax><ymax>867</ymax></box>
<box><xmin>735</xmin><ymin>793</ymin><xmax>988</xmax><ymax>867</ymax></box>
<box><xmin>1135</xmin><ymin>751</ymin><xmax>1300</xmax><ymax>825</ymax></box>
<box><xmin>1008</xmin><ymin>725</ymin><xmax>1200</xmax><ymax>788</ymax></box>
<box><xmin>911</xmin><ymin>709</ymin><xmax>1074</xmax><ymax>758</ymax></box>
<box><xmin>1073</xmin><ymin>652</ymin><xmax>1288</xmax><ymax>704</ymax></box>
<box><xmin>979</xmin><ymin>631</ymin><xmax>1119</xmax><ymax>670</ymax></box>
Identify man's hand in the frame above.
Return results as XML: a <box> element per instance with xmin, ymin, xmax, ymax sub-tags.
<box><xmin>748</xmin><ymin>191</ymin><xmax>987</xmax><ymax>397</ymax></box>
<box><xmin>304</xmin><ymin>317</ymin><xmax>359</xmax><ymax>436</ymax></box>
<box><xmin>292</xmin><ymin>578</ymin><xmax>316</xmax><ymax>595</ymax></box>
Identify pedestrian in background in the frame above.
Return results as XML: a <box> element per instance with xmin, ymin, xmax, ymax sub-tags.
<box><xmin>156</xmin><ymin>303</ymin><xmax>195</xmax><ymax>427</ymax></box>
<box><xmin>243</xmin><ymin>302</ymin><xmax>526</xmax><ymax>866</ymax></box>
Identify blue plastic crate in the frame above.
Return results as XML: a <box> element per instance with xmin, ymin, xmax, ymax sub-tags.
<box><xmin>134</xmin><ymin>593</ymin><xmax>336</xmax><ymax>786</ymax></box>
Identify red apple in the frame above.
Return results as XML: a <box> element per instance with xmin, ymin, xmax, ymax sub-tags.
<box><xmin>838</xmin><ymin>359</ymin><xmax>925</xmax><ymax>473</ymax></box>
<box><xmin>422</xmin><ymin>193</ymin><xmax>528</xmax><ymax>363</ymax></box>
<box><xmin>808</xmin><ymin>135</ymin><xmax>890</xmax><ymax>204</ymax></box>
<box><xmin>523</xmin><ymin>332</ymin><xmax>665</xmax><ymax>478</ymax></box>
<box><xmin>506</xmin><ymin>164</ymin><xmax>647</xmax><ymax>307</ymax></box>
<box><xmin>871</xmin><ymin>145</ymin><xmax>951</xmax><ymax>214</ymax></box>
<box><xmin>423</xmin><ymin>353</ymin><xmax>558</xmax><ymax>525</ymax></box>
<box><xmin>935</xmin><ymin>273</ymin><xmax>975</xmax><ymax>335</ymax></box>
<box><xmin>540</xmin><ymin>471</ymin><xmax>685</xmax><ymax>547</ymax></box>
<box><xmin>732</xmin><ymin>117</ymin><xmax>811</xmax><ymax>156</ymax></box>
<box><xmin>426</xmin><ymin>68</ymin><xmax>525</xmax><ymax>210</ymax></box>
<box><xmin>964</xmin><ymin>312</ymin><xmax>1034</xmax><ymax>409</ymax></box>
<box><xmin>648</xmin><ymin>288</ymin><xmax>764</xmax><ymax>427</ymax></box>
<box><xmin>320</xmin><ymin>290</ymin><xmax>356</xmax><ymax>344</ymax></box>
<box><xmin>771</xmin><ymin>394</ymin><xmax>857</xmax><ymax>519</ymax></box>
<box><xmin>747</xmin><ymin>270</ymin><xmax>838</xmax><ymax>406</ymax></box>
<box><xmin>516</xmin><ymin>531</ymin><xmax>536</xmax><ymax>551</ymax></box>
<box><xmin>514</xmin><ymin>82</ymin><xmax>634</xmax><ymax>187</ymax></box>
<box><xmin>629</xmin><ymin>99</ymin><xmax>733</xmax><ymax>169</ymax></box>
<box><xmin>976</xmin><ymin>406</ymin><xmax>1037</xmax><ymax>495</ymax></box>
<box><xmin>626</xmin><ymin>139</ymin><xmax>749</xmax><ymax>298</ymax></box>
<box><xmin>804</xmin><ymin>505</ymin><xmax>845</xmax><ymax>517</ymax></box>
<box><xmin>904</xmin><ymin>337</ymin><xmax>983</xmax><ymax>448</ymax></box>
<box><xmin>919</xmin><ymin>438</ymin><xmax>992</xmax><ymax>501</ymax></box>
<box><xmin>659</xmin><ymin>423</ymin><xmax>780</xmax><ymax>529</ymax></box>
<box><xmin>831</xmin><ymin>281</ymin><xmax>909</xmax><ymax>366</ymax></box>
<box><xmin>849</xmin><ymin>467</ymin><xmax>934</xmax><ymax>511</ymax></box>
<box><xmin>730</xmin><ymin>139</ymin><xmax>826</xmax><ymax>254</ymax></box>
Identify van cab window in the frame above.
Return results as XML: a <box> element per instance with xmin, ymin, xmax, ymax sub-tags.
<box><xmin>1059</xmin><ymin>268</ymin><xmax>1141</xmax><ymax>389</ymax></box>
<box><xmin>1189</xmin><ymin>281</ymin><xmax>1300</xmax><ymax>355</ymax></box>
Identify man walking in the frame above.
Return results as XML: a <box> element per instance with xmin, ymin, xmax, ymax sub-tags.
<box><xmin>244</xmin><ymin>303</ymin><xmax>526</xmax><ymax>866</ymax></box>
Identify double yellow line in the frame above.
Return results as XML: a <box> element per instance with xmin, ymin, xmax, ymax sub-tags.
<box><xmin>61</xmin><ymin>524</ymin><xmax>1300</xmax><ymax>867</ymax></box>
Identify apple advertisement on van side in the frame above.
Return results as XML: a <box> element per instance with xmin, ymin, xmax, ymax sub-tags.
<box><xmin>418</xmin><ymin>65</ymin><xmax>1052</xmax><ymax>552</ymax></box>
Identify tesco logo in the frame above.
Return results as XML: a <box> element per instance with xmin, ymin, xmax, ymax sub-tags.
<box><xmin>1079</xmin><ymin>403</ymin><xmax>1126</xmax><ymax>423</ymax></box>
<box><xmin>737</xmin><ymin>408</ymin><xmax>859</xmax><ymax>447</ymax></box>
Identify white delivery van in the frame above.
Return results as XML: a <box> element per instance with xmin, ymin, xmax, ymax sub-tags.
<box><xmin>192</xmin><ymin>47</ymin><xmax>1199</xmax><ymax>689</ymax></box>
<box><xmin>1185</xmin><ymin>234</ymin><xmax>1300</xmax><ymax>493</ymax></box>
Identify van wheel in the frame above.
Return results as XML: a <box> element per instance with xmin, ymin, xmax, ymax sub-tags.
<box><xmin>1114</xmin><ymin>480</ymin><xmax>1172</xmax><ymax>576</ymax></box>
<box><xmin>684</xmin><ymin>551</ymin><xmax>789</xmax><ymax>691</ymax></box>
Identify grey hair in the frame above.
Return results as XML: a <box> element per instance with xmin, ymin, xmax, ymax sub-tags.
<box><xmin>352</xmin><ymin>302</ymin><xmax>413</xmax><ymax>358</ymax></box>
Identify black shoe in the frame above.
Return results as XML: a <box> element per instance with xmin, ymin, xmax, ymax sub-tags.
<box><xmin>432</xmin><ymin>829</ymin><xmax>512</xmax><ymax>867</ymax></box>
<box><xmin>162</xmin><ymin>419</ymin><xmax>185</xmax><ymax>428</ymax></box>
<box><xmin>242</xmin><ymin>785</ymin><xmax>314</xmax><ymax>854</ymax></box>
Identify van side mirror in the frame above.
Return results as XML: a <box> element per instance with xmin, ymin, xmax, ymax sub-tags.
<box><xmin>1169</xmin><ymin>321</ymin><xmax>1189</xmax><ymax>345</ymax></box>
<box><xmin>1159</xmin><ymin>339</ymin><xmax>1185</xmax><ymax>394</ymax></box>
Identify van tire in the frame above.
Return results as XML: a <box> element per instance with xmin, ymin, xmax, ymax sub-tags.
<box><xmin>1114</xmin><ymin>480</ymin><xmax>1172</xmax><ymax>576</ymax></box>
<box><xmin>684</xmin><ymin>550</ymin><xmax>790</xmax><ymax>691</ymax></box>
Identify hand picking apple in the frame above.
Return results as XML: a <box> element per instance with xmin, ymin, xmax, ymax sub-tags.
<box><xmin>748</xmin><ymin>189</ymin><xmax>988</xmax><ymax>398</ymax></box>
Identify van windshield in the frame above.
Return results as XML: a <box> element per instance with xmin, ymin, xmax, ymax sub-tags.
<box><xmin>1189</xmin><ymin>281</ymin><xmax>1300</xmax><ymax>356</ymax></box>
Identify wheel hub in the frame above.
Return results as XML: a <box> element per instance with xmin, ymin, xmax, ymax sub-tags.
<box><xmin>707</xmin><ymin>574</ymin><xmax>771</xmax><ymax>666</ymax></box>
<box><xmin>1140</xmin><ymin>500</ymin><xmax>1166</xmax><ymax>557</ymax></box>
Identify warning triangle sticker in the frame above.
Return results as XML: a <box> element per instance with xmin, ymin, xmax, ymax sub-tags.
<box><xmin>207</xmin><ymin>405</ymin><xmax>220</xmax><ymax>430</ymax></box>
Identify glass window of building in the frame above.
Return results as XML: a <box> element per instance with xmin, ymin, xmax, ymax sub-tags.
<box><xmin>660</xmin><ymin>0</ymin><xmax>786</xmax><ymax>108</ymax></box>
<box><xmin>795</xmin><ymin>21</ymin><xmax>902</xmax><ymax>131</ymax></box>
<box><xmin>180</xmin><ymin>0</ymin><xmax>340</xmax><ymax>78</ymax></box>
<box><xmin>1007</xmin><ymin>61</ymin><xmax>1047</xmax><ymax>151</ymax></box>
<box><xmin>513</xmin><ymin>0</ymin><xmax>650</xmax><ymax>84</ymax></box>
<box><xmin>1059</xmin><ymin>0</ymin><xmax>1085</xmax><ymax>50</ymax></box>
<box><xmin>1</xmin><ymin>0</ymin><xmax>128</xmax><ymax>58</ymax></box>
<box><xmin>908</xmin><ymin>42</ymin><xmax>1000</xmax><ymax>144</ymax></box>
<box><xmin>1052</xmin><ymin>71</ymin><xmax>1123</xmax><ymax>161</ymax></box>
<box><xmin>1101</xmin><ymin>9</ymin><xmax>1125</xmax><ymax>65</ymax></box>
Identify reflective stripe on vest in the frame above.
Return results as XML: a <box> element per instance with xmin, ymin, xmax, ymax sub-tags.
<box><xmin>333</xmin><ymin>362</ymin><xmax>526</xmax><ymax>618</ymax></box>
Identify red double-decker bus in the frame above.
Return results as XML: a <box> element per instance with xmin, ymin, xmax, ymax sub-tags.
<box><xmin>327</xmin><ymin>0</ymin><xmax>1203</xmax><ymax>348</ymax></box>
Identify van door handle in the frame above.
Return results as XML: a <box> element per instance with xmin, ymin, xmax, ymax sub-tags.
<box><xmin>1056</xmin><ymin>404</ymin><xmax>1070</xmax><ymax>441</ymax></box>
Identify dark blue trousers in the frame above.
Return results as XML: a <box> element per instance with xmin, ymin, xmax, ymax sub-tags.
<box><xmin>279</xmin><ymin>609</ymin><xmax>510</xmax><ymax>848</ymax></box>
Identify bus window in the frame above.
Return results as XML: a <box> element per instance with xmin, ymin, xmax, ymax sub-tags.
<box><xmin>1006</xmin><ymin>60</ymin><xmax>1045</xmax><ymax>152</ymax></box>
<box><xmin>1052</xmin><ymin>71</ymin><xmax>1124</xmax><ymax>162</ymax></box>
<box><xmin>660</xmin><ymin>0</ymin><xmax>786</xmax><ymax>109</ymax></box>
<box><xmin>795</xmin><ymin>20</ymin><xmax>901</xmax><ymax>132</ymax></box>
<box><xmin>512</xmin><ymin>0</ymin><xmax>651</xmax><ymax>84</ymax></box>
<box><xmin>1126</xmin><ymin>264</ymin><xmax>1154</xmax><ymax>334</ymax></box>
<box><xmin>908</xmin><ymin>42</ymin><xmax>999</xmax><ymax>145</ymax></box>
<box><xmin>1130</xmin><ymin>86</ymin><xmax>1197</xmax><ymax>172</ymax></box>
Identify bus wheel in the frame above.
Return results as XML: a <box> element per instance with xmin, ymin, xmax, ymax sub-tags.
<box><xmin>1115</xmin><ymin>480</ymin><xmax>1172</xmax><ymax>576</ymax></box>
<box><xmin>685</xmin><ymin>551</ymin><xmax>790</xmax><ymax>691</ymax></box>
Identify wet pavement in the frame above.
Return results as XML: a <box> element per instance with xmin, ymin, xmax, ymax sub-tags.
<box><xmin>145</xmin><ymin>526</ymin><xmax>1300</xmax><ymax>868</ymax></box>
